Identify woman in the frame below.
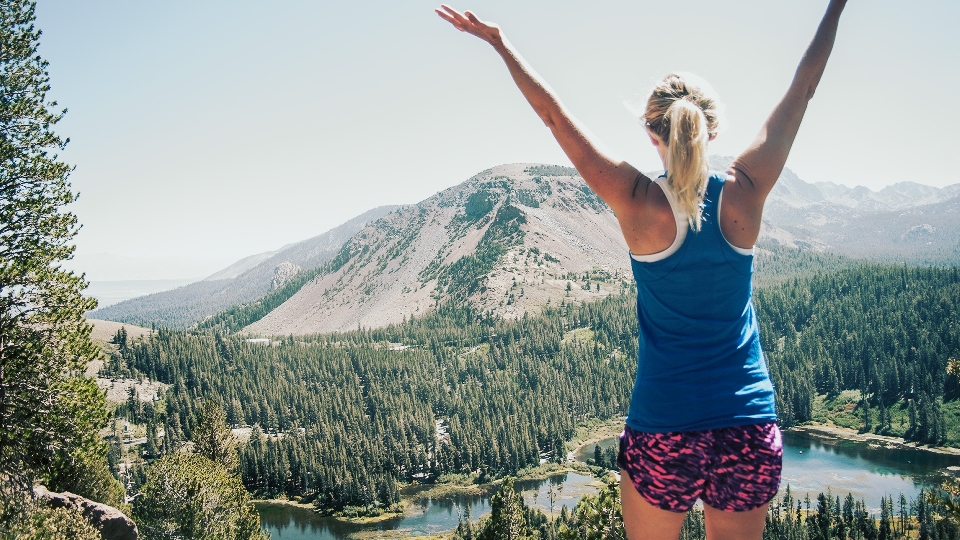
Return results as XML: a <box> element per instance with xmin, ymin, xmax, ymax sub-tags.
<box><xmin>437</xmin><ymin>2</ymin><xmax>847</xmax><ymax>539</ymax></box>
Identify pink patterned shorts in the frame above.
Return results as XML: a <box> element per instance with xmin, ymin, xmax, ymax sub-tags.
<box><xmin>617</xmin><ymin>422</ymin><xmax>782</xmax><ymax>512</ymax></box>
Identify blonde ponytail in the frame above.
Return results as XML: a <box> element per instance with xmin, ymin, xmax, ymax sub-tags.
<box><xmin>666</xmin><ymin>99</ymin><xmax>709</xmax><ymax>230</ymax></box>
<box><xmin>643</xmin><ymin>73</ymin><xmax>721</xmax><ymax>232</ymax></box>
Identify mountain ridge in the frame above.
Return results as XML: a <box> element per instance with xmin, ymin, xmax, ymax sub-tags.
<box><xmin>243</xmin><ymin>161</ymin><xmax>958</xmax><ymax>335</ymax></box>
<box><xmin>88</xmin><ymin>205</ymin><xmax>398</xmax><ymax>328</ymax></box>
<box><xmin>92</xmin><ymin>158</ymin><xmax>959</xmax><ymax>332</ymax></box>
<box><xmin>244</xmin><ymin>163</ymin><xmax>631</xmax><ymax>335</ymax></box>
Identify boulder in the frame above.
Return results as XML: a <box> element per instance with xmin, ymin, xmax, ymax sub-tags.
<box><xmin>33</xmin><ymin>485</ymin><xmax>138</xmax><ymax>540</ymax></box>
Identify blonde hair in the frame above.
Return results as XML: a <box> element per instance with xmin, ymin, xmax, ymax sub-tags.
<box><xmin>643</xmin><ymin>73</ymin><xmax>721</xmax><ymax>231</ymax></box>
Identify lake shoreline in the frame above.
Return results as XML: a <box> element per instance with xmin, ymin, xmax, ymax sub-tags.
<box><xmin>789</xmin><ymin>423</ymin><xmax>960</xmax><ymax>457</ymax></box>
<box><xmin>252</xmin><ymin>498</ymin><xmax>408</xmax><ymax>525</ymax></box>
<box><xmin>253</xmin><ymin>498</ymin><xmax>315</xmax><ymax>509</ymax></box>
<box><xmin>569</xmin><ymin>418</ymin><xmax>624</xmax><ymax>462</ymax></box>
<box><xmin>254</xmin><ymin>461</ymin><xmax>604</xmax><ymax>526</ymax></box>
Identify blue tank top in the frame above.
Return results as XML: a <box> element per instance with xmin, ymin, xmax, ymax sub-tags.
<box><xmin>625</xmin><ymin>172</ymin><xmax>777</xmax><ymax>433</ymax></box>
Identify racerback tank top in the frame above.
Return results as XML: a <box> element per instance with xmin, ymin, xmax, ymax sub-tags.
<box><xmin>625</xmin><ymin>172</ymin><xmax>777</xmax><ymax>433</ymax></box>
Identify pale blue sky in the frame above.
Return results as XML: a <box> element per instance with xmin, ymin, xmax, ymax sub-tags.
<box><xmin>37</xmin><ymin>1</ymin><xmax>960</xmax><ymax>279</ymax></box>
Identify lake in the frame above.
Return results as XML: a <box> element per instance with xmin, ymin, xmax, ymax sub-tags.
<box><xmin>258</xmin><ymin>428</ymin><xmax>960</xmax><ymax>539</ymax></box>
<box><xmin>256</xmin><ymin>472</ymin><xmax>602</xmax><ymax>540</ymax></box>
<box><xmin>778</xmin><ymin>429</ymin><xmax>960</xmax><ymax>503</ymax></box>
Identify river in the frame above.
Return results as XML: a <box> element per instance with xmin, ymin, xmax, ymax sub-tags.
<box><xmin>257</xmin><ymin>429</ymin><xmax>960</xmax><ymax>539</ymax></box>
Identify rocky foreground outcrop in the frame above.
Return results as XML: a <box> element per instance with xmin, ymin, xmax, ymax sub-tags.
<box><xmin>33</xmin><ymin>485</ymin><xmax>138</xmax><ymax>540</ymax></box>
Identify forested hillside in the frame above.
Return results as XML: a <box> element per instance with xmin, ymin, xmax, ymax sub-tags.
<box><xmin>759</xmin><ymin>265</ymin><xmax>960</xmax><ymax>442</ymax></box>
<box><xmin>116</xmin><ymin>297</ymin><xmax>638</xmax><ymax>511</ymax></box>
<box><xmin>107</xmin><ymin>263</ymin><xmax>960</xmax><ymax>514</ymax></box>
<box><xmin>200</xmin><ymin>241</ymin><xmax>855</xmax><ymax>335</ymax></box>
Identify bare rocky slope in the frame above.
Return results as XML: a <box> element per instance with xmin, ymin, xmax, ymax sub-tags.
<box><xmin>88</xmin><ymin>206</ymin><xmax>397</xmax><ymax>328</ymax></box>
<box><xmin>245</xmin><ymin>164</ymin><xmax>632</xmax><ymax>334</ymax></box>
<box><xmin>244</xmin><ymin>161</ymin><xmax>959</xmax><ymax>335</ymax></box>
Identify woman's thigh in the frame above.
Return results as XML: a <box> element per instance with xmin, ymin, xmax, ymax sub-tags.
<box><xmin>620</xmin><ymin>472</ymin><xmax>770</xmax><ymax>540</ymax></box>
<box><xmin>703</xmin><ymin>501</ymin><xmax>769</xmax><ymax>540</ymax></box>
<box><xmin>620</xmin><ymin>470</ymin><xmax>687</xmax><ymax>540</ymax></box>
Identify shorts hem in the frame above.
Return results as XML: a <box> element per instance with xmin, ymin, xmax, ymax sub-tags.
<box><xmin>617</xmin><ymin>422</ymin><xmax>782</xmax><ymax>513</ymax></box>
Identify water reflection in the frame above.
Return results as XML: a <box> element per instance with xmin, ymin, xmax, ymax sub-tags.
<box><xmin>780</xmin><ymin>430</ymin><xmax>960</xmax><ymax>501</ymax></box>
<box><xmin>257</xmin><ymin>472</ymin><xmax>601</xmax><ymax>540</ymax></box>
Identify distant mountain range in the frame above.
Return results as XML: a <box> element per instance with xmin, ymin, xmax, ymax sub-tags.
<box><xmin>90</xmin><ymin>159</ymin><xmax>959</xmax><ymax>332</ymax></box>
<box><xmin>88</xmin><ymin>206</ymin><xmax>397</xmax><ymax>328</ymax></box>
<box><xmin>722</xmin><ymin>155</ymin><xmax>960</xmax><ymax>262</ymax></box>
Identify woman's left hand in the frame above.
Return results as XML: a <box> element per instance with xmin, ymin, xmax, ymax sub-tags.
<box><xmin>435</xmin><ymin>5</ymin><xmax>503</xmax><ymax>45</ymax></box>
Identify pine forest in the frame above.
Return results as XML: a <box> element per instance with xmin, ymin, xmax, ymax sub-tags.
<box><xmin>103</xmin><ymin>263</ymin><xmax>960</xmax><ymax>517</ymax></box>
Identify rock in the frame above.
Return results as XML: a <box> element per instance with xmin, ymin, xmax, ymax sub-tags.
<box><xmin>272</xmin><ymin>261</ymin><xmax>302</xmax><ymax>289</ymax></box>
<box><xmin>33</xmin><ymin>485</ymin><xmax>138</xmax><ymax>540</ymax></box>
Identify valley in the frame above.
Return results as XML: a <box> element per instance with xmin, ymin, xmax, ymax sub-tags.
<box><xmin>83</xmin><ymin>161</ymin><xmax>960</xmax><ymax>538</ymax></box>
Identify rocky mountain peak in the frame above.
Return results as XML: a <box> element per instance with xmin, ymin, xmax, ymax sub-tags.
<box><xmin>244</xmin><ymin>164</ymin><xmax>632</xmax><ymax>335</ymax></box>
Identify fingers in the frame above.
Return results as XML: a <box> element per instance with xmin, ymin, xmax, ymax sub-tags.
<box><xmin>436</xmin><ymin>4</ymin><xmax>499</xmax><ymax>42</ymax></box>
<box><xmin>438</xmin><ymin>5</ymin><xmax>466</xmax><ymax>24</ymax></box>
<box><xmin>435</xmin><ymin>4</ymin><xmax>469</xmax><ymax>31</ymax></box>
<box><xmin>434</xmin><ymin>9</ymin><xmax>459</xmax><ymax>28</ymax></box>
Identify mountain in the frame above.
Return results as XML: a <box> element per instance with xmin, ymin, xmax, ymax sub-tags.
<box><xmin>244</xmin><ymin>164</ymin><xmax>632</xmax><ymax>335</ymax></box>
<box><xmin>88</xmin><ymin>206</ymin><xmax>397</xmax><ymax>328</ymax></box>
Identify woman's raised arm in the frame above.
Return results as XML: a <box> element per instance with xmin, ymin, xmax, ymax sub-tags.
<box><xmin>436</xmin><ymin>5</ymin><xmax>644</xmax><ymax>215</ymax></box>
<box><xmin>725</xmin><ymin>0</ymin><xmax>847</xmax><ymax>225</ymax></box>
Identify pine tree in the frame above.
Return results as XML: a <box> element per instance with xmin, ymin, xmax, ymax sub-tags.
<box><xmin>813</xmin><ymin>492</ymin><xmax>831</xmax><ymax>540</ymax></box>
<box><xmin>917</xmin><ymin>491</ymin><xmax>935</xmax><ymax>540</ymax></box>
<box><xmin>879</xmin><ymin>495</ymin><xmax>893</xmax><ymax>540</ymax></box>
<box><xmin>843</xmin><ymin>493</ymin><xmax>856</xmax><ymax>532</ymax></box>
<box><xmin>134</xmin><ymin>453</ymin><xmax>268</xmax><ymax>540</ymax></box>
<box><xmin>556</xmin><ymin>480</ymin><xmax>624</xmax><ymax>540</ymax></box>
<box><xmin>0</xmin><ymin>0</ymin><xmax>106</xmax><ymax>510</ymax></box>
<box><xmin>860</xmin><ymin>396</ymin><xmax>872</xmax><ymax>433</ymax></box>
<box><xmin>478</xmin><ymin>478</ymin><xmax>535</xmax><ymax>540</ymax></box>
<box><xmin>192</xmin><ymin>400</ymin><xmax>240</xmax><ymax>472</ymax></box>
<box><xmin>144</xmin><ymin>417</ymin><xmax>160</xmax><ymax>459</ymax></box>
<box><xmin>899</xmin><ymin>493</ymin><xmax>908</xmax><ymax>538</ymax></box>
<box><xmin>454</xmin><ymin>504</ymin><xmax>476</xmax><ymax>540</ymax></box>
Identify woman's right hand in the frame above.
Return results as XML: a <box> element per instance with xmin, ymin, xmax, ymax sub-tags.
<box><xmin>435</xmin><ymin>5</ymin><xmax>503</xmax><ymax>46</ymax></box>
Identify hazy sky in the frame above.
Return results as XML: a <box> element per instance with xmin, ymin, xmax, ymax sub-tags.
<box><xmin>37</xmin><ymin>1</ymin><xmax>960</xmax><ymax>280</ymax></box>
